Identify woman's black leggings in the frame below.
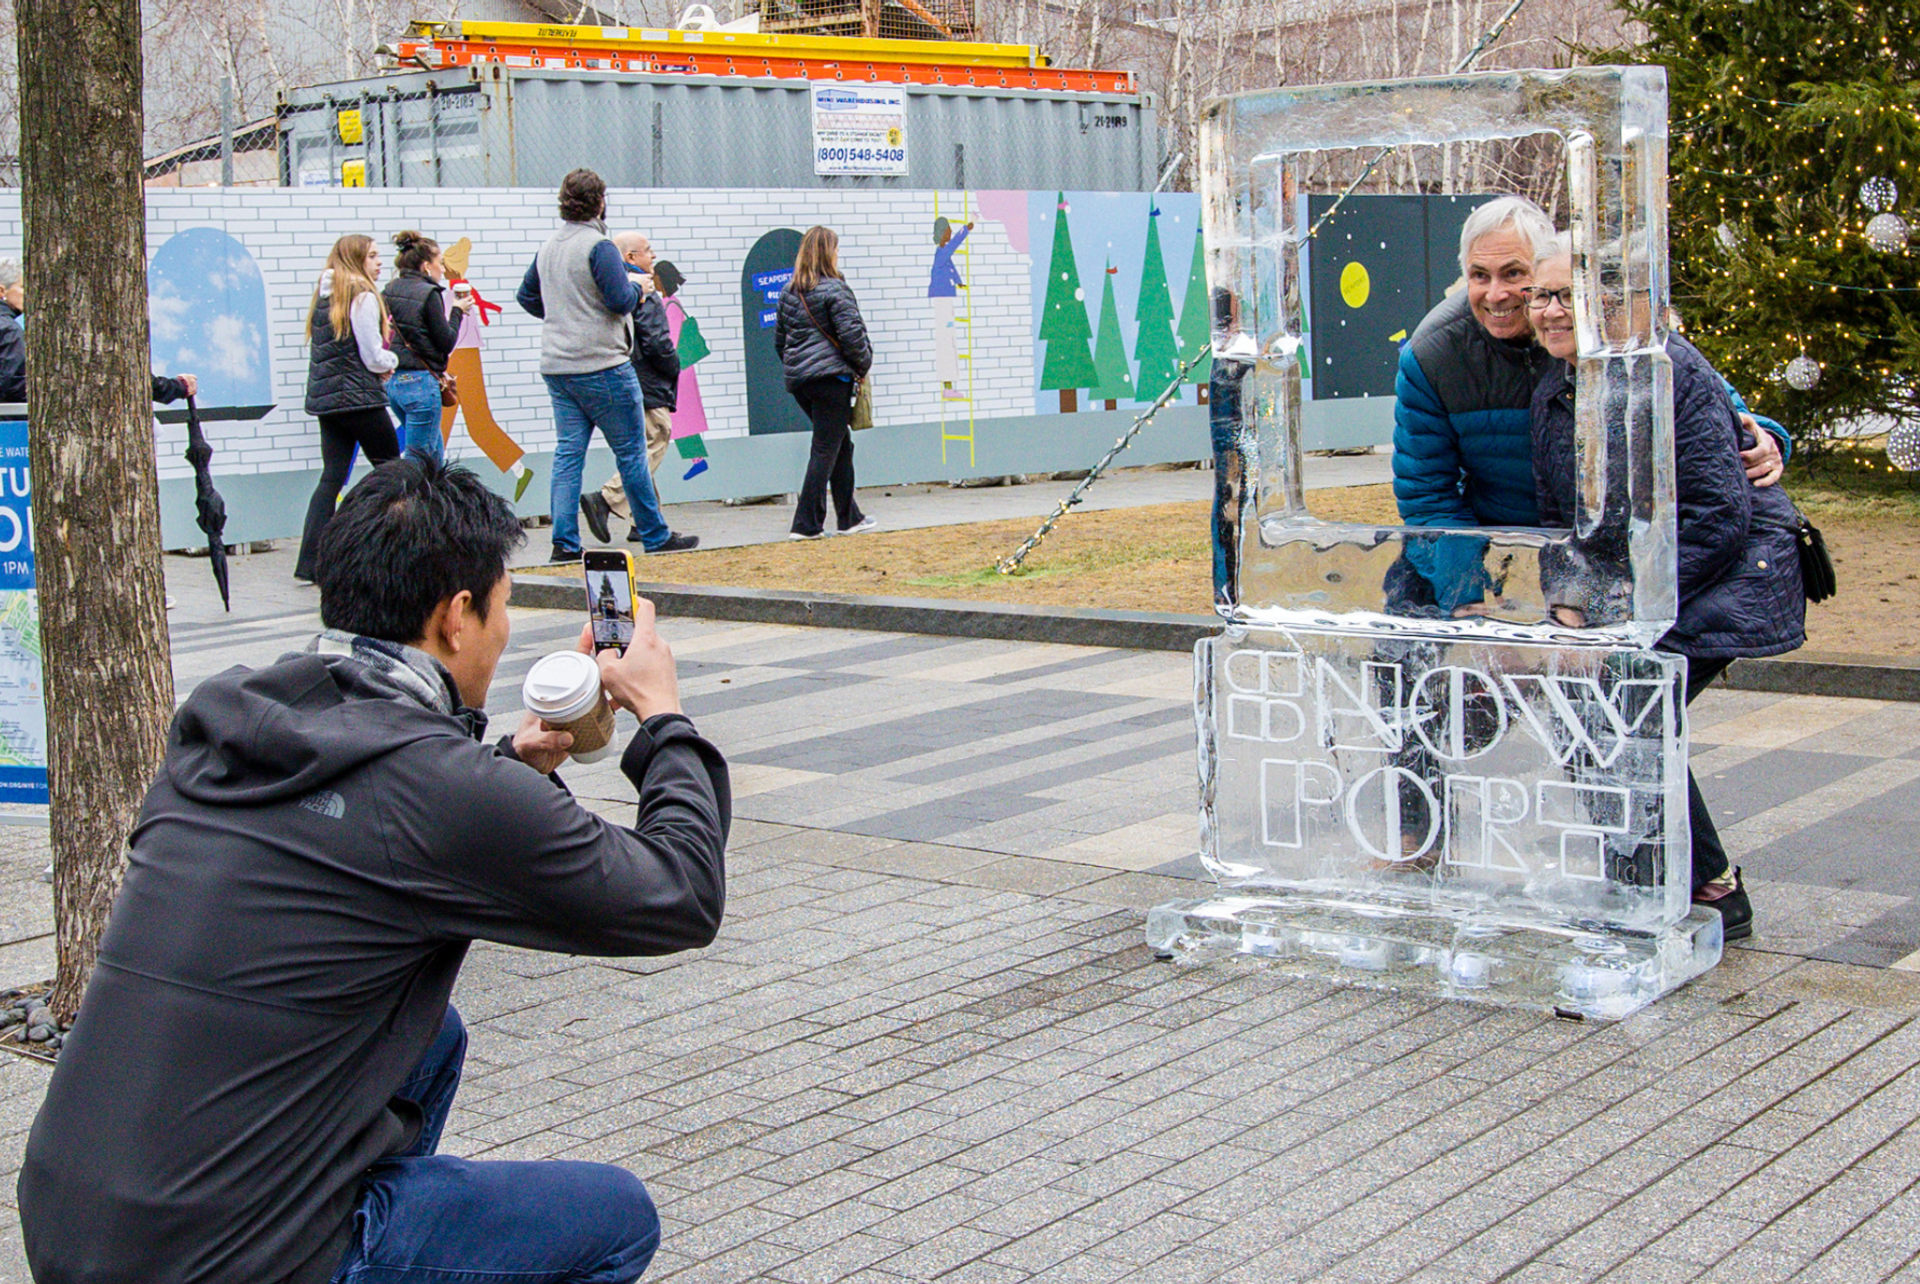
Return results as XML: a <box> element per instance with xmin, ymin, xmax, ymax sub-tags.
<box><xmin>790</xmin><ymin>376</ymin><xmax>864</xmax><ymax>537</ymax></box>
<box><xmin>295</xmin><ymin>407</ymin><xmax>400</xmax><ymax>580</ymax></box>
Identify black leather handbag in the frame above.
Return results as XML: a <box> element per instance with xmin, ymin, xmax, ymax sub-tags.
<box><xmin>1794</xmin><ymin>508</ymin><xmax>1837</xmax><ymax>604</ymax></box>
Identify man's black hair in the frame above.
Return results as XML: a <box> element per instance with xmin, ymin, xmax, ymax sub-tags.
<box><xmin>316</xmin><ymin>456</ymin><xmax>526</xmax><ymax>642</ymax></box>
<box><xmin>558</xmin><ymin>169</ymin><xmax>606</xmax><ymax>224</ymax></box>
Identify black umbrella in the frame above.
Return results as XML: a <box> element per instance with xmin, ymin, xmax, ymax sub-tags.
<box><xmin>181</xmin><ymin>394</ymin><xmax>230</xmax><ymax>611</ymax></box>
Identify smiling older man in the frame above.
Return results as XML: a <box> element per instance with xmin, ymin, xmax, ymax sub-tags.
<box><xmin>1392</xmin><ymin>196</ymin><xmax>1559</xmax><ymax>536</ymax></box>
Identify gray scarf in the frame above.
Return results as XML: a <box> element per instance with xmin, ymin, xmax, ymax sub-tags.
<box><xmin>309</xmin><ymin>630</ymin><xmax>462</xmax><ymax>719</ymax></box>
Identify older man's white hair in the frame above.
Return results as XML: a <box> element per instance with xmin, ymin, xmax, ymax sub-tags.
<box><xmin>0</xmin><ymin>260</ymin><xmax>22</xmax><ymax>291</ymax></box>
<box><xmin>1457</xmin><ymin>197</ymin><xmax>1555</xmax><ymax>276</ymax></box>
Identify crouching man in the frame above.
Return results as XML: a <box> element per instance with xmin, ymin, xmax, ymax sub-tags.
<box><xmin>17</xmin><ymin>457</ymin><xmax>728</xmax><ymax>1284</ymax></box>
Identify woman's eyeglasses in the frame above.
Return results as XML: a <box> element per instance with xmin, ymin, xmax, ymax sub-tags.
<box><xmin>1525</xmin><ymin>286</ymin><xmax>1575</xmax><ymax>311</ymax></box>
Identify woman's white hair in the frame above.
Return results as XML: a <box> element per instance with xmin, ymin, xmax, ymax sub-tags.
<box><xmin>1457</xmin><ymin>196</ymin><xmax>1555</xmax><ymax>275</ymax></box>
<box><xmin>1533</xmin><ymin>231</ymin><xmax>1573</xmax><ymax>268</ymax></box>
<box><xmin>0</xmin><ymin>260</ymin><xmax>21</xmax><ymax>290</ymax></box>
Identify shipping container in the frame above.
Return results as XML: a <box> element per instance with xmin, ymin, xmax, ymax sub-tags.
<box><xmin>278</xmin><ymin>67</ymin><xmax>1157</xmax><ymax>191</ymax></box>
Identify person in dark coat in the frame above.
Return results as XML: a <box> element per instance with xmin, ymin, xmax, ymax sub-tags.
<box><xmin>774</xmin><ymin>225</ymin><xmax>876</xmax><ymax>540</ymax></box>
<box><xmin>16</xmin><ymin>455</ymin><xmax>729</xmax><ymax>1284</ymax></box>
<box><xmin>382</xmin><ymin>230</ymin><xmax>469</xmax><ymax>466</ymax></box>
<box><xmin>1528</xmin><ymin>239</ymin><xmax>1804</xmax><ymax>941</ymax></box>
<box><xmin>295</xmin><ymin>234</ymin><xmax>401</xmax><ymax>582</ymax></box>
<box><xmin>0</xmin><ymin>259</ymin><xmax>196</xmax><ymax>406</ymax></box>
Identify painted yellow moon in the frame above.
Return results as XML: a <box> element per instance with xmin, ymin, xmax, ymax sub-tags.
<box><xmin>1340</xmin><ymin>261</ymin><xmax>1371</xmax><ymax>309</ymax></box>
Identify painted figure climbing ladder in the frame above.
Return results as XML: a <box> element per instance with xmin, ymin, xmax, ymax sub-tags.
<box><xmin>934</xmin><ymin>190</ymin><xmax>975</xmax><ymax>467</ymax></box>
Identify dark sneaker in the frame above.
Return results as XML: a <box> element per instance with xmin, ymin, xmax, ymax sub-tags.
<box><xmin>646</xmin><ymin>532</ymin><xmax>699</xmax><ymax>553</ymax></box>
<box><xmin>548</xmin><ymin>547</ymin><xmax>582</xmax><ymax>564</ymax></box>
<box><xmin>580</xmin><ymin>493</ymin><xmax>614</xmax><ymax>544</ymax></box>
<box><xmin>1696</xmin><ymin>866</ymin><xmax>1752</xmax><ymax>942</ymax></box>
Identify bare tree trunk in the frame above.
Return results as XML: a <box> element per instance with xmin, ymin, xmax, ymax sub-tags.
<box><xmin>18</xmin><ymin>0</ymin><xmax>174</xmax><ymax>1023</ymax></box>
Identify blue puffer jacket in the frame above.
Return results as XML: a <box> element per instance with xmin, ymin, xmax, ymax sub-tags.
<box><xmin>1390</xmin><ymin>290</ymin><xmax>1549</xmax><ymax>612</ymax></box>
<box><xmin>1532</xmin><ymin>335</ymin><xmax>1804</xmax><ymax>660</ymax></box>
<box><xmin>1393</xmin><ymin>290</ymin><xmax>1551</xmax><ymax>529</ymax></box>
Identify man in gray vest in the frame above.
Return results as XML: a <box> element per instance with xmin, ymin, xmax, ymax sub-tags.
<box><xmin>517</xmin><ymin>169</ymin><xmax>697</xmax><ymax>561</ymax></box>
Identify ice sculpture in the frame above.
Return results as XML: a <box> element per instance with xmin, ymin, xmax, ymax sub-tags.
<box><xmin>1151</xmin><ymin>68</ymin><xmax>1724</xmax><ymax>1019</ymax></box>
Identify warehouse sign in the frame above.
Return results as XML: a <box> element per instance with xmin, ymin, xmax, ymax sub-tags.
<box><xmin>811</xmin><ymin>84</ymin><xmax>908</xmax><ymax>176</ymax></box>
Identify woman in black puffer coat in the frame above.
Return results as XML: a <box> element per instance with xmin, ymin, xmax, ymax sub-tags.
<box><xmin>1528</xmin><ymin>238</ymin><xmax>1803</xmax><ymax>942</ymax></box>
<box><xmin>774</xmin><ymin>226</ymin><xmax>875</xmax><ymax>539</ymax></box>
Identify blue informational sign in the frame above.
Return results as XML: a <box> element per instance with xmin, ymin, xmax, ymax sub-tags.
<box><xmin>0</xmin><ymin>421</ymin><xmax>31</xmax><ymax>591</ymax></box>
<box><xmin>0</xmin><ymin>418</ymin><xmax>46</xmax><ymax>803</ymax></box>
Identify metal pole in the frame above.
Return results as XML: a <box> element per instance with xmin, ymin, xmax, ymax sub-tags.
<box><xmin>996</xmin><ymin>343</ymin><xmax>1211</xmax><ymax>575</ymax></box>
<box><xmin>220</xmin><ymin>77</ymin><xmax>234</xmax><ymax>186</ymax></box>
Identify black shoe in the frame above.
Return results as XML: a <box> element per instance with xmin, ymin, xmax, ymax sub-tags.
<box><xmin>1698</xmin><ymin>866</ymin><xmax>1752</xmax><ymax>942</ymax></box>
<box><xmin>646</xmin><ymin>532</ymin><xmax>699</xmax><ymax>553</ymax></box>
<box><xmin>549</xmin><ymin>547</ymin><xmax>582</xmax><ymax>564</ymax></box>
<box><xmin>580</xmin><ymin>493</ymin><xmax>613</xmax><ymax>544</ymax></box>
<box><xmin>627</xmin><ymin>526</ymin><xmax>646</xmax><ymax>543</ymax></box>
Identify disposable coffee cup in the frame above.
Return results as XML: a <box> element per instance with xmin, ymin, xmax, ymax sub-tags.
<box><xmin>522</xmin><ymin>651</ymin><xmax>616</xmax><ymax>764</ymax></box>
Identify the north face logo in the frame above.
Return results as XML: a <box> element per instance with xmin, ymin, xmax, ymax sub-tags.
<box><xmin>299</xmin><ymin>790</ymin><xmax>346</xmax><ymax>819</ymax></box>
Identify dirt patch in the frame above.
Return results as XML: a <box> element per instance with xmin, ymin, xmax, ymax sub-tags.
<box><xmin>530</xmin><ymin>466</ymin><xmax>1917</xmax><ymax>659</ymax></box>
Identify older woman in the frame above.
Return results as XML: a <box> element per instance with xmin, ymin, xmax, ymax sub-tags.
<box><xmin>1527</xmin><ymin>237</ymin><xmax>1804</xmax><ymax>940</ymax></box>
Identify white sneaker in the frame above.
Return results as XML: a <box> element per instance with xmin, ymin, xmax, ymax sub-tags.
<box><xmin>788</xmin><ymin>530</ymin><xmax>825</xmax><ymax>541</ymax></box>
<box><xmin>836</xmin><ymin>516</ymin><xmax>878</xmax><ymax>536</ymax></box>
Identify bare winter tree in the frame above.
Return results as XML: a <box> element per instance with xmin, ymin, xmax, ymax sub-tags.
<box><xmin>18</xmin><ymin>0</ymin><xmax>176</xmax><ymax>1022</ymax></box>
<box><xmin>977</xmin><ymin>0</ymin><xmax>1638</xmax><ymax>191</ymax></box>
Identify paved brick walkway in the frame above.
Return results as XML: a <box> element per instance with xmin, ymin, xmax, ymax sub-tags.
<box><xmin>4</xmin><ymin>577</ymin><xmax>1920</xmax><ymax>1282</ymax></box>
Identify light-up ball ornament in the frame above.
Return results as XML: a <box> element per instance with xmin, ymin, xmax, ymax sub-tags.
<box><xmin>1888</xmin><ymin>422</ymin><xmax>1920</xmax><ymax>471</ymax></box>
<box><xmin>1861</xmin><ymin>176</ymin><xmax>1899</xmax><ymax>213</ymax></box>
<box><xmin>1866</xmin><ymin>213</ymin><xmax>1910</xmax><ymax>253</ymax></box>
<box><xmin>1714</xmin><ymin>222</ymin><xmax>1741</xmax><ymax>252</ymax></box>
<box><xmin>1785</xmin><ymin>356</ymin><xmax>1822</xmax><ymax>391</ymax></box>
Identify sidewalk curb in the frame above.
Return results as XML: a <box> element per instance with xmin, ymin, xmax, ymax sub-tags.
<box><xmin>512</xmin><ymin>575</ymin><xmax>1920</xmax><ymax>703</ymax></box>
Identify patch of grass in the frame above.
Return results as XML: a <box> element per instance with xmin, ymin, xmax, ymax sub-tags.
<box><xmin>1793</xmin><ymin>436</ymin><xmax>1920</xmax><ymax>521</ymax></box>
<box><xmin>905</xmin><ymin>565</ymin><xmax>1063</xmax><ymax>589</ymax></box>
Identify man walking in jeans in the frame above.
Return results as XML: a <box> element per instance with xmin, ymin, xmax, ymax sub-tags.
<box><xmin>518</xmin><ymin>169</ymin><xmax>696</xmax><ymax>561</ymax></box>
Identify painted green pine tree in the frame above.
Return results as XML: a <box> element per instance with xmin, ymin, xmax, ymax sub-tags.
<box><xmin>1037</xmin><ymin>193</ymin><xmax>1098</xmax><ymax>413</ymax></box>
<box><xmin>1134</xmin><ymin>204</ymin><xmax>1182</xmax><ymax>402</ymax></box>
<box><xmin>1089</xmin><ymin>263</ymin><xmax>1134</xmax><ymax>408</ymax></box>
<box><xmin>1175</xmin><ymin>225</ymin><xmax>1212</xmax><ymax>391</ymax></box>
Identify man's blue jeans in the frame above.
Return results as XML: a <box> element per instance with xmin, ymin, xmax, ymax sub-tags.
<box><xmin>387</xmin><ymin>370</ymin><xmax>445</xmax><ymax>466</ymax></box>
<box><xmin>330</xmin><ymin>1007</ymin><xmax>660</xmax><ymax>1284</ymax></box>
<box><xmin>544</xmin><ymin>366</ymin><xmax>671</xmax><ymax>552</ymax></box>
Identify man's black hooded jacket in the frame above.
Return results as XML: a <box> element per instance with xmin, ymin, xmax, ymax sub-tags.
<box><xmin>15</xmin><ymin>642</ymin><xmax>729</xmax><ymax>1284</ymax></box>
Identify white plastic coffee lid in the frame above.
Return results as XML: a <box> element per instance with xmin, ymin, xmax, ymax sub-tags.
<box><xmin>522</xmin><ymin>650</ymin><xmax>602</xmax><ymax>721</ymax></box>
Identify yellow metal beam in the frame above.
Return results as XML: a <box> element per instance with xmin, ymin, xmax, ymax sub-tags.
<box><xmin>427</xmin><ymin>19</ymin><xmax>1041</xmax><ymax>68</ymax></box>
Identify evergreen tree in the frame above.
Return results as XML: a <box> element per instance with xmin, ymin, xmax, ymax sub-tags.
<box><xmin>1090</xmin><ymin>263</ymin><xmax>1135</xmax><ymax>408</ymax></box>
<box><xmin>1134</xmin><ymin>204</ymin><xmax>1183</xmax><ymax>402</ymax></box>
<box><xmin>1611</xmin><ymin>0</ymin><xmax>1920</xmax><ymax>450</ymax></box>
<box><xmin>1038</xmin><ymin>192</ymin><xmax>1098</xmax><ymax>413</ymax></box>
<box><xmin>1176</xmin><ymin>227</ymin><xmax>1213</xmax><ymax>390</ymax></box>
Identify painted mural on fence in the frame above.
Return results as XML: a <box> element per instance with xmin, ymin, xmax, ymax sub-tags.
<box><xmin>107</xmin><ymin>186</ymin><xmax>1405</xmax><ymax>541</ymax></box>
<box><xmin>146</xmin><ymin>228</ymin><xmax>273</xmax><ymax>424</ymax></box>
<box><xmin>1026</xmin><ymin>191</ymin><xmax>1209</xmax><ymax>415</ymax></box>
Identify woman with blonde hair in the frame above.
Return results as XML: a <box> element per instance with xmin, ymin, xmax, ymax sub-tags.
<box><xmin>774</xmin><ymin>225</ymin><xmax>875</xmax><ymax>539</ymax></box>
<box><xmin>295</xmin><ymin>234</ymin><xmax>400</xmax><ymax>582</ymax></box>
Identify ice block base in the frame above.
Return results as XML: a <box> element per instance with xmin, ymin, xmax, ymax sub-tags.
<box><xmin>1146</xmin><ymin>894</ymin><xmax>1724</xmax><ymax>1020</ymax></box>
